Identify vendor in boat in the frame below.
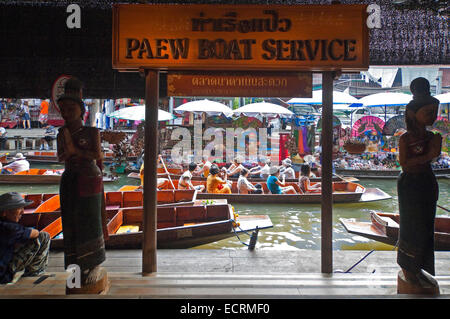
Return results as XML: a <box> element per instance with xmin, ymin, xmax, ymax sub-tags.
<box><xmin>298</xmin><ymin>164</ymin><xmax>321</xmax><ymax>193</ymax></box>
<box><xmin>56</xmin><ymin>78</ymin><xmax>109</xmax><ymax>294</ymax></box>
<box><xmin>280</xmin><ymin>158</ymin><xmax>295</xmax><ymax>180</ymax></box>
<box><xmin>206</xmin><ymin>164</ymin><xmax>232</xmax><ymax>194</ymax></box>
<box><xmin>0</xmin><ymin>192</ymin><xmax>50</xmax><ymax>284</ymax></box>
<box><xmin>1</xmin><ymin>153</ymin><xmax>30</xmax><ymax>175</ymax></box>
<box><xmin>178</xmin><ymin>162</ymin><xmax>205</xmax><ymax>192</ymax></box>
<box><xmin>397</xmin><ymin>77</ymin><xmax>442</xmax><ymax>289</ymax></box>
<box><xmin>138</xmin><ymin>162</ymin><xmax>170</xmax><ymax>190</ymax></box>
<box><xmin>266</xmin><ymin>166</ymin><xmax>297</xmax><ymax>194</ymax></box>
<box><xmin>237</xmin><ymin>168</ymin><xmax>263</xmax><ymax>194</ymax></box>
<box><xmin>226</xmin><ymin>156</ymin><xmax>245</xmax><ymax>178</ymax></box>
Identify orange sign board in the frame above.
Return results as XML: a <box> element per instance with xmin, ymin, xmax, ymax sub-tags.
<box><xmin>112</xmin><ymin>4</ymin><xmax>369</xmax><ymax>72</ymax></box>
<box><xmin>167</xmin><ymin>72</ymin><xmax>312</xmax><ymax>97</ymax></box>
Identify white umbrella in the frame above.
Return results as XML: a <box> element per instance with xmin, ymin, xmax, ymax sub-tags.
<box><xmin>351</xmin><ymin>92</ymin><xmax>412</xmax><ymax>107</ymax></box>
<box><xmin>287</xmin><ymin>90</ymin><xmax>361</xmax><ymax>106</ymax></box>
<box><xmin>108</xmin><ymin>105</ymin><xmax>175</xmax><ymax>121</ymax></box>
<box><xmin>233</xmin><ymin>102</ymin><xmax>294</xmax><ymax>118</ymax></box>
<box><xmin>174</xmin><ymin>99</ymin><xmax>233</xmax><ymax>117</ymax></box>
<box><xmin>434</xmin><ymin>92</ymin><xmax>450</xmax><ymax>104</ymax></box>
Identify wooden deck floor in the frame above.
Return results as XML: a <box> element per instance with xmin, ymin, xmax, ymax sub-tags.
<box><xmin>1</xmin><ymin>250</ymin><xmax>450</xmax><ymax>298</ymax></box>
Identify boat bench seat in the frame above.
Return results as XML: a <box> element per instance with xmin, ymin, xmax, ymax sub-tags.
<box><xmin>24</xmin><ymin>194</ymin><xmax>44</xmax><ymax>209</ymax></box>
<box><xmin>176</xmin><ymin>206</ymin><xmax>206</xmax><ymax>226</ymax></box>
<box><xmin>157</xmin><ymin>207</ymin><xmax>177</xmax><ymax>228</ymax></box>
<box><xmin>157</xmin><ymin>190</ymin><xmax>175</xmax><ymax>204</ymax></box>
<box><xmin>206</xmin><ymin>204</ymin><xmax>230</xmax><ymax>221</ymax></box>
<box><xmin>105</xmin><ymin>191</ymin><xmax>123</xmax><ymax>207</ymax></box>
<box><xmin>174</xmin><ymin>189</ymin><xmax>195</xmax><ymax>202</ymax></box>
<box><xmin>122</xmin><ymin>191</ymin><xmax>143</xmax><ymax>207</ymax></box>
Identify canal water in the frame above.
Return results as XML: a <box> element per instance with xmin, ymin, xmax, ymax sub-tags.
<box><xmin>2</xmin><ymin>163</ymin><xmax>449</xmax><ymax>251</ymax></box>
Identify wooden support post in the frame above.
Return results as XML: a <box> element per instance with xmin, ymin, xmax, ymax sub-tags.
<box><xmin>142</xmin><ymin>69</ymin><xmax>159</xmax><ymax>275</ymax></box>
<box><xmin>321</xmin><ymin>71</ymin><xmax>334</xmax><ymax>274</ymax></box>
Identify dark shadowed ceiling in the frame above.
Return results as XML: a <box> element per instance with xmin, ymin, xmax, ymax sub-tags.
<box><xmin>0</xmin><ymin>0</ymin><xmax>448</xmax><ymax>98</ymax></box>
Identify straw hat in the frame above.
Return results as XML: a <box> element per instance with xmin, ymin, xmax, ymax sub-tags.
<box><xmin>13</xmin><ymin>153</ymin><xmax>26</xmax><ymax>160</ymax></box>
<box><xmin>0</xmin><ymin>192</ymin><xmax>34</xmax><ymax>211</ymax></box>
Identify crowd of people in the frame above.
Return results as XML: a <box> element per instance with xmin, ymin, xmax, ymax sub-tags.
<box><xmin>151</xmin><ymin>156</ymin><xmax>323</xmax><ymax>196</ymax></box>
<box><xmin>334</xmin><ymin>151</ymin><xmax>450</xmax><ymax>171</ymax></box>
<box><xmin>0</xmin><ymin>99</ymin><xmax>49</xmax><ymax>129</ymax></box>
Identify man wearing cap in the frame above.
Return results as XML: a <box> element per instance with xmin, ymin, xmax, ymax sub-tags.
<box><xmin>1</xmin><ymin>153</ymin><xmax>30</xmax><ymax>174</ymax></box>
<box><xmin>0</xmin><ymin>192</ymin><xmax>50</xmax><ymax>284</ymax></box>
<box><xmin>280</xmin><ymin>158</ymin><xmax>295</xmax><ymax>180</ymax></box>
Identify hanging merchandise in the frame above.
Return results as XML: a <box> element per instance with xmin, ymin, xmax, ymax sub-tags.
<box><xmin>279</xmin><ymin>133</ymin><xmax>290</xmax><ymax>162</ymax></box>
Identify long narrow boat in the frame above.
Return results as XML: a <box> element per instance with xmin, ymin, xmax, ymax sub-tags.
<box><xmin>20</xmin><ymin>201</ymin><xmax>273</xmax><ymax>249</ymax></box>
<box><xmin>335</xmin><ymin>167</ymin><xmax>450</xmax><ymax>179</ymax></box>
<box><xmin>22</xmin><ymin>188</ymin><xmax>199</xmax><ymax>214</ymax></box>
<box><xmin>339</xmin><ymin>212</ymin><xmax>450</xmax><ymax>251</ymax></box>
<box><xmin>127</xmin><ymin>172</ymin><xmax>359</xmax><ymax>183</ymax></box>
<box><xmin>0</xmin><ymin>168</ymin><xmax>118</xmax><ymax>184</ymax></box>
<box><xmin>122</xmin><ymin>180</ymin><xmax>392</xmax><ymax>204</ymax></box>
<box><xmin>23</xmin><ymin>151</ymin><xmax>137</xmax><ymax>164</ymax></box>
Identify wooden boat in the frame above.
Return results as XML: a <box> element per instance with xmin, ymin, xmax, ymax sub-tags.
<box><xmin>127</xmin><ymin>172</ymin><xmax>359</xmax><ymax>183</ymax></box>
<box><xmin>122</xmin><ymin>180</ymin><xmax>392</xmax><ymax>204</ymax></box>
<box><xmin>20</xmin><ymin>201</ymin><xmax>273</xmax><ymax>249</ymax></box>
<box><xmin>0</xmin><ymin>168</ymin><xmax>118</xmax><ymax>184</ymax></box>
<box><xmin>22</xmin><ymin>188</ymin><xmax>199</xmax><ymax>215</ymax></box>
<box><xmin>335</xmin><ymin>167</ymin><xmax>450</xmax><ymax>179</ymax></box>
<box><xmin>24</xmin><ymin>151</ymin><xmax>137</xmax><ymax>164</ymax></box>
<box><xmin>339</xmin><ymin>212</ymin><xmax>450</xmax><ymax>251</ymax></box>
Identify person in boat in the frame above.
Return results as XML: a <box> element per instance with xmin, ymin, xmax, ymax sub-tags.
<box><xmin>0</xmin><ymin>192</ymin><xmax>50</xmax><ymax>284</ymax></box>
<box><xmin>266</xmin><ymin>166</ymin><xmax>297</xmax><ymax>195</ymax></box>
<box><xmin>138</xmin><ymin>162</ymin><xmax>170</xmax><ymax>190</ymax></box>
<box><xmin>178</xmin><ymin>162</ymin><xmax>205</xmax><ymax>192</ymax></box>
<box><xmin>280</xmin><ymin>158</ymin><xmax>295</xmax><ymax>180</ymax></box>
<box><xmin>1</xmin><ymin>153</ymin><xmax>30</xmax><ymax>174</ymax></box>
<box><xmin>249</xmin><ymin>158</ymin><xmax>271</xmax><ymax>179</ymax></box>
<box><xmin>56</xmin><ymin>79</ymin><xmax>109</xmax><ymax>294</ymax></box>
<box><xmin>237</xmin><ymin>168</ymin><xmax>263</xmax><ymax>194</ymax></box>
<box><xmin>397</xmin><ymin>77</ymin><xmax>442</xmax><ymax>288</ymax></box>
<box><xmin>226</xmin><ymin>156</ymin><xmax>245</xmax><ymax>178</ymax></box>
<box><xmin>298</xmin><ymin>164</ymin><xmax>321</xmax><ymax>193</ymax></box>
<box><xmin>39</xmin><ymin>123</ymin><xmax>56</xmax><ymax>151</ymax></box>
<box><xmin>206</xmin><ymin>164</ymin><xmax>232</xmax><ymax>194</ymax></box>
<box><xmin>197</xmin><ymin>155</ymin><xmax>212</xmax><ymax>178</ymax></box>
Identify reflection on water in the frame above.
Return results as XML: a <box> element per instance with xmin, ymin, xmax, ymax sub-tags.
<box><xmin>2</xmin><ymin>163</ymin><xmax>449</xmax><ymax>251</ymax></box>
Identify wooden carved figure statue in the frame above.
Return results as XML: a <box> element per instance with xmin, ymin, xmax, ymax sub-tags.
<box><xmin>56</xmin><ymin>78</ymin><xmax>109</xmax><ymax>294</ymax></box>
<box><xmin>397</xmin><ymin>77</ymin><xmax>442</xmax><ymax>294</ymax></box>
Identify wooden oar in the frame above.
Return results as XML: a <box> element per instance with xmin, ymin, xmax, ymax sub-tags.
<box><xmin>158</xmin><ymin>155</ymin><xmax>175</xmax><ymax>189</ymax></box>
<box><xmin>437</xmin><ymin>205</ymin><xmax>450</xmax><ymax>213</ymax></box>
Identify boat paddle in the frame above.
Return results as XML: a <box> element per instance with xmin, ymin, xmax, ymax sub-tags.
<box><xmin>437</xmin><ymin>205</ymin><xmax>450</xmax><ymax>213</ymax></box>
<box><xmin>158</xmin><ymin>154</ymin><xmax>175</xmax><ymax>189</ymax></box>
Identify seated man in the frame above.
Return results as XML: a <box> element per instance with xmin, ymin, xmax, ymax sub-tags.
<box><xmin>237</xmin><ymin>168</ymin><xmax>263</xmax><ymax>194</ymax></box>
<box><xmin>1</xmin><ymin>153</ymin><xmax>30</xmax><ymax>174</ymax></box>
<box><xmin>280</xmin><ymin>158</ymin><xmax>295</xmax><ymax>180</ymax></box>
<box><xmin>266</xmin><ymin>166</ymin><xmax>297</xmax><ymax>194</ymax></box>
<box><xmin>226</xmin><ymin>157</ymin><xmax>245</xmax><ymax>178</ymax></box>
<box><xmin>178</xmin><ymin>162</ymin><xmax>205</xmax><ymax>192</ymax></box>
<box><xmin>40</xmin><ymin>124</ymin><xmax>56</xmax><ymax>150</ymax></box>
<box><xmin>0</xmin><ymin>192</ymin><xmax>50</xmax><ymax>284</ymax></box>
